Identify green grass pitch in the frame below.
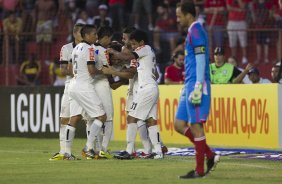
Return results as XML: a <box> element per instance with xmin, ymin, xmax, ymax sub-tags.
<box><xmin>0</xmin><ymin>137</ymin><xmax>281</xmax><ymax>184</ymax></box>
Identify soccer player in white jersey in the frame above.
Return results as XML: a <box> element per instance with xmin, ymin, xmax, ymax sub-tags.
<box><xmin>82</xmin><ymin>26</ymin><xmax>114</xmax><ymax>159</ymax></box>
<box><xmin>64</xmin><ymin>25</ymin><xmax>107</xmax><ymax>160</ymax></box>
<box><xmin>49</xmin><ymin>23</ymin><xmax>84</xmax><ymax>161</ymax></box>
<box><xmin>105</xmin><ymin>27</ymin><xmax>152</xmax><ymax>158</ymax></box>
<box><xmin>107</xmin><ymin>29</ymin><xmax>163</xmax><ymax>159</ymax></box>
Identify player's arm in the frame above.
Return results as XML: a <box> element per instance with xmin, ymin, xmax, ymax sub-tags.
<box><xmin>59</xmin><ymin>46</ymin><xmax>73</xmax><ymax>76</ymax></box>
<box><xmin>108</xmin><ymin>79</ymin><xmax>128</xmax><ymax>90</ymax></box>
<box><xmin>107</xmin><ymin>48</ymin><xmax>136</xmax><ymax>64</ymax></box>
<box><xmin>87</xmin><ymin>47</ymin><xmax>103</xmax><ymax>76</ymax></box>
<box><xmin>102</xmin><ymin>66</ymin><xmax>136</xmax><ymax>79</ymax></box>
<box><xmin>60</xmin><ymin>61</ymin><xmax>70</xmax><ymax>75</ymax></box>
<box><xmin>106</xmin><ymin>73</ymin><xmax>128</xmax><ymax>90</ymax></box>
<box><xmin>88</xmin><ymin>62</ymin><xmax>103</xmax><ymax>76</ymax></box>
<box><xmin>189</xmin><ymin>46</ymin><xmax>206</xmax><ymax>104</ymax></box>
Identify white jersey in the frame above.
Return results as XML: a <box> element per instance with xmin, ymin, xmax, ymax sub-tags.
<box><xmin>133</xmin><ymin>45</ymin><xmax>157</xmax><ymax>87</ymax></box>
<box><xmin>71</xmin><ymin>42</ymin><xmax>95</xmax><ymax>84</ymax></box>
<box><xmin>93</xmin><ymin>44</ymin><xmax>110</xmax><ymax>81</ymax></box>
<box><xmin>60</xmin><ymin>42</ymin><xmax>75</xmax><ymax>84</ymax></box>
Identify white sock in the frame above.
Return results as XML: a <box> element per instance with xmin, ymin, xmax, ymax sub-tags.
<box><xmin>102</xmin><ymin>121</ymin><xmax>113</xmax><ymax>152</ymax></box>
<box><xmin>95</xmin><ymin>134</ymin><xmax>102</xmax><ymax>152</ymax></box>
<box><xmin>86</xmin><ymin>120</ymin><xmax>93</xmax><ymax>139</ymax></box>
<box><xmin>65</xmin><ymin>125</ymin><xmax>76</xmax><ymax>155</ymax></box>
<box><xmin>138</xmin><ymin>121</ymin><xmax>152</xmax><ymax>154</ymax></box>
<box><xmin>126</xmin><ymin>123</ymin><xmax>137</xmax><ymax>154</ymax></box>
<box><xmin>86</xmin><ymin>119</ymin><xmax>103</xmax><ymax>150</ymax></box>
<box><xmin>59</xmin><ymin>124</ymin><xmax>67</xmax><ymax>154</ymax></box>
<box><xmin>148</xmin><ymin>125</ymin><xmax>162</xmax><ymax>154</ymax></box>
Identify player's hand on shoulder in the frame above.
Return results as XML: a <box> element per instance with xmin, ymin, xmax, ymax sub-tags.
<box><xmin>189</xmin><ymin>82</ymin><xmax>202</xmax><ymax>105</ymax></box>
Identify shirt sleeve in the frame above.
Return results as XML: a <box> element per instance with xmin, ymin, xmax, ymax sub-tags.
<box><xmin>59</xmin><ymin>46</ymin><xmax>69</xmax><ymax>63</ymax></box>
<box><xmin>190</xmin><ymin>25</ymin><xmax>206</xmax><ymax>48</ymax></box>
<box><xmin>132</xmin><ymin>45</ymin><xmax>147</xmax><ymax>59</ymax></box>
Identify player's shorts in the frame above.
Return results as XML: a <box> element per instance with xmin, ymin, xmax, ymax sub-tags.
<box><xmin>68</xmin><ymin>80</ymin><xmax>105</xmax><ymax>119</ymax></box>
<box><xmin>125</xmin><ymin>92</ymin><xmax>133</xmax><ymax>112</ymax></box>
<box><xmin>125</xmin><ymin>80</ymin><xmax>138</xmax><ymax>112</ymax></box>
<box><xmin>94</xmin><ymin>79</ymin><xmax>113</xmax><ymax>121</ymax></box>
<box><xmin>128</xmin><ymin>84</ymin><xmax>159</xmax><ymax>121</ymax></box>
<box><xmin>176</xmin><ymin>82</ymin><xmax>211</xmax><ymax>124</ymax></box>
<box><xmin>60</xmin><ymin>83</ymin><xmax>70</xmax><ymax>118</ymax></box>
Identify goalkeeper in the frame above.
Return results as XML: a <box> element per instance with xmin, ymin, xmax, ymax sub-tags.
<box><xmin>174</xmin><ymin>2</ymin><xmax>219</xmax><ymax>179</ymax></box>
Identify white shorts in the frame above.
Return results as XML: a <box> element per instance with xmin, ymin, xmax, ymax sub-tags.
<box><xmin>128</xmin><ymin>84</ymin><xmax>159</xmax><ymax>121</ymax></box>
<box><xmin>125</xmin><ymin>79</ymin><xmax>138</xmax><ymax>112</ymax></box>
<box><xmin>94</xmin><ymin>79</ymin><xmax>113</xmax><ymax>121</ymax></box>
<box><xmin>60</xmin><ymin>83</ymin><xmax>70</xmax><ymax>118</ymax></box>
<box><xmin>125</xmin><ymin>91</ymin><xmax>133</xmax><ymax>112</ymax></box>
<box><xmin>227</xmin><ymin>21</ymin><xmax>247</xmax><ymax>48</ymax></box>
<box><xmin>69</xmin><ymin>80</ymin><xmax>105</xmax><ymax>119</ymax></box>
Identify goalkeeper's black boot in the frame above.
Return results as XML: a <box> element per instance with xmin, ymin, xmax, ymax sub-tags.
<box><xmin>179</xmin><ymin>170</ymin><xmax>205</xmax><ymax>179</ymax></box>
<box><xmin>206</xmin><ymin>154</ymin><xmax>220</xmax><ymax>174</ymax></box>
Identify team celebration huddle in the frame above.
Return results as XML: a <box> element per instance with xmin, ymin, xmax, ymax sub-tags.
<box><xmin>49</xmin><ymin>1</ymin><xmax>219</xmax><ymax>179</ymax></box>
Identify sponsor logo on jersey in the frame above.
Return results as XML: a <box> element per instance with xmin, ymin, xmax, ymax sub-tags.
<box><xmin>89</xmin><ymin>48</ymin><xmax>95</xmax><ymax>61</ymax></box>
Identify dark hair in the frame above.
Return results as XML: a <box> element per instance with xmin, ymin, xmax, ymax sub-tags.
<box><xmin>108</xmin><ymin>41</ymin><xmax>122</xmax><ymax>52</ymax></box>
<box><xmin>97</xmin><ymin>26</ymin><xmax>113</xmax><ymax>40</ymax></box>
<box><xmin>80</xmin><ymin>24</ymin><xmax>96</xmax><ymax>39</ymax></box>
<box><xmin>129</xmin><ymin>29</ymin><xmax>148</xmax><ymax>44</ymax></box>
<box><xmin>123</xmin><ymin>26</ymin><xmax>137</xmax><ymax>34</ymax></box>
<box><xmin>174</xmin><ymin>51</ymin><xmax>184</xmax><ymax>59</ymax></box>
<box><xmin>177</xmin><ymin>1</ymin><xmax>196</xmax><ymax>17</ymax></box>
<box><xmin>73</xmin><ymin>23</ymin><xmax>85</xmax><ymax>33</ymax></box>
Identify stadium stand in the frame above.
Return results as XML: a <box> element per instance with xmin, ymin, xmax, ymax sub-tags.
<box><xmin>0</xmin><ymin>0</ymin><xmax>280</xmax><ymax>85</ymax></box>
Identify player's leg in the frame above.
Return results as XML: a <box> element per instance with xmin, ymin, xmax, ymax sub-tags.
<box><xmin>133</xmin><ymin>85</ymin><xmax>162</xmax><ymax>159</ymax></box>
<box><xmin>64</xmin><ymin>114</ymin><xmax>82</xmax><ymax>160</ymax></box>
<box><xmin>114</xmin><ymin>115</ymin><xmax>137</xmax><ymax>160</ymax></box>
<box><xmin>137</xmin><ymin>120</ymin><xmax>152</xmax><ymax>155</ymax></box>
<box><xmin>126</xmin><ymin>115</ymin><xmax>138</xmax><ymax>155</ymax></box>
<box><xmin>94</xmin><ymin>80</ymin><xmax>114</xmax><ymax>158</ymax></box>
<box><xmin>115</xmin><ymin>92</ymin><xmax>138</xmax><ymax>159</ymax></box>
<box><xmin>146</xmin><ymin>117</ymin><xmax>163</xmax><ymax>159</ymax></box>
<box><xmin>73</xmin><ymin>89</ymin><xmax>106</xmax><ymax>159</ymax></box>
<box><xmin>174</xmin><ymin>88</ymin><xmax>191</xmax><ymax>138</ymax></box>
<box><xmin>85</xmin><ymin>114</ymin><xmax>107</xmax><ymax>158</ymax></box>
<box><xmin>50</xmin><ymin>91</ymin><xmax>70</xmax><ymax>160</ymax></box>
<box><xmin>187</xmin><ymin>88</ymin><xmax>218</xmax><ymax>177</ymax></box>
<box><xmin>58</xmin><ymin>91</ymin><xmax>71</xmax><ymax>155</ymax></box>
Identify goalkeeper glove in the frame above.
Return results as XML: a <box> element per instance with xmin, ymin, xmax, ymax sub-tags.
<box><xmin>190</xmin><ymin>82</ymin><xmax>202</xmax><ymax>105</ymax></box>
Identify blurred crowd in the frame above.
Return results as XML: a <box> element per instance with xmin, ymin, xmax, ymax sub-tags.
<box><xmin>0</xmin><ymin>0</ymin><xmax>282</xmax><ymax>85</ymax></box>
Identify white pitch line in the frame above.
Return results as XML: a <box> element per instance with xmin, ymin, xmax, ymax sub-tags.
<box><xmin>222</xmin><ymin>162</ymin><xmax>273</xmax><ymax>169</ymax></box>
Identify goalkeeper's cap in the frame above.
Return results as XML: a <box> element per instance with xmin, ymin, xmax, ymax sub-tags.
<box><xmin>248</xmin><ymin>68</ymin><xmax>260</xmax><ymax>75</ymax></box>
<box><xmin>214</xmin><ymin>47</ymin><xmax>224</xmax><ymax>55</ymax></box>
